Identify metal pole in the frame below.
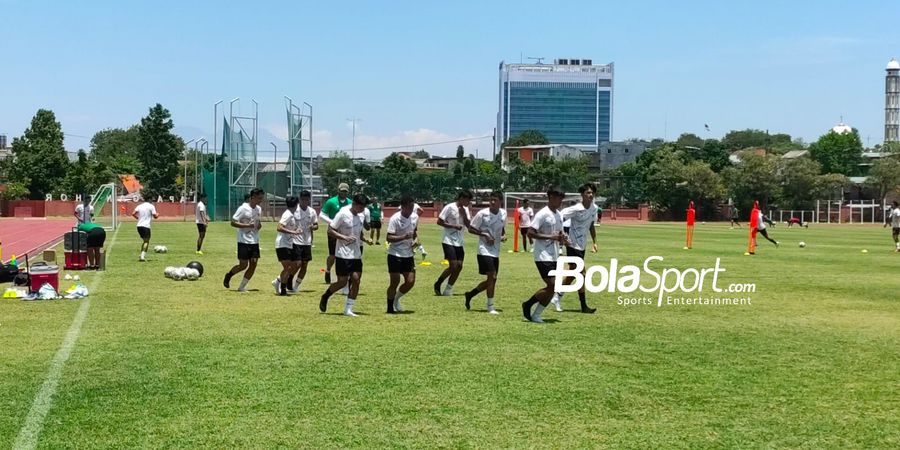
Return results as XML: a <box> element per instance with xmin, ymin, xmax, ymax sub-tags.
<box><xmin>270</xmin><ymin>141</ymin><xmax>277</xmax><ymax>198</ymax></box>
<box><xmin>213</xmin><ymin>100</ymin><xmax>222</xmax><ymax>221</ymax></box>
<box><xmin>306</xmin><ymin>102</ymin><xmax>313</xmax><ymax>192</ymax></box>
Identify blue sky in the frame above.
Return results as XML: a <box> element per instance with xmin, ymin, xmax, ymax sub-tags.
<box><xmin>2</xmin><ymin>0</ymin><xmax>899</xmax><ymax>159</ymax></box>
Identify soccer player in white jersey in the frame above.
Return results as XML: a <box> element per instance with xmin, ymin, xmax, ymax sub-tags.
<box><xmin>223</xmin><ymin>188</ymin><xmax>264</xmax><ymax>292</ymax></box>
<box><xmin>385</xmin><ymin>195</ymin><xmax>419</xmax><ymax>313</ymax></box>
<box><xmin>552</xmin><ymin>183</ymin><xmax>599</xmax><ymax>313</ymax></box>
<box><xmin>287</xmin><ymin>190</ymin><xmax>318</xmax><ymax>293</ymax></box>
<box><xmin>884</xmin><ymin>201</ymin><xmax>900</xmax><ymax>252</ymax></box>
<box><xmin>517</xmin><ymin>199</ymin><xmax>535</xmax><ymax>253</ymax></box>
<box><xmin>522</xmin><ymin>186</ymin><xmax>569</xmax><ymax>323</ymax></box>
<box><xmin>195</xmin><ymin>193</ymin><xmax>209</xmax><ymax>255</ymax></box>
<box><xmin>320</xmin><ymin>194</ymin><xmax>373</xmax><ymax>316</ymax></box>
<box><xmin>434</xmin><ymin>190</ymin><xmax>473</xmax><ymax>296</ymax></box>
<box><xmin>464</xmin><ymin>191</ymin><xmax>507</xmax><ymax>314</ymax></box>
<box><xmin>273</xmin><ymin>196</ymin><xmax>301</xmax><ymax>296</ymax></box>
<box><xmin>131</xmin><ymin>198</ymin><xmax>159</xmax><ymax>262</ymax></box>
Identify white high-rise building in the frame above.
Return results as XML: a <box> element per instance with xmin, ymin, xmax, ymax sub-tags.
<box><xmin>886</xmin><ymin>58</ymin><xmax>900</xmax><ymax>143</ymax></box>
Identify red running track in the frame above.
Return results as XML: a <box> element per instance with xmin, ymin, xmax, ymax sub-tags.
<box><xmin>0</xmin><ymin>218</ymin><xmax>76</xmax><ymax>263</ymax></box>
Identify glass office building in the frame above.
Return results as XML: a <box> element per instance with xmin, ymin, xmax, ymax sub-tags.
<box><xmin>497</xmin><ymin>59</ymin><xmax>613</xmax><ymax>152</ymax></box>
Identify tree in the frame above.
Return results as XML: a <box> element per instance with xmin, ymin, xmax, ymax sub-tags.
<box><xmin>382</xmin><ymin>153</ymin><xmax>417</xmax><ymax>173</ymax></box>
<box><xmin>675</xmin><ymin>133</ymin><xmax>704</xmax><ymax>149</ymax></box>
<box><xmin>455</xmin><ymin>145</ymin><xmax>465</xmax><ymax>160</ymax></box>
<box><xmin>61</xmin><ymin>150</ymin><xmax>96</xmax><ymax>197</ymax></box>
<box><xmin>723</xmin><ymin>151</ymin><xmax>781</xmax><ymax>211</ymax></box>
<box><xmin>0</xmin><ymin>180</ymin><xmax>30</xmax><ymax>200</ymax></box>
<box><xmin>503</xmin><ymin>130</ymin><xmax>549</xmax><ymax>148</ymax></box>
<box><xmin>816</xmin><ymin>173</ymin><xmax>850</xmax><ymax>200</ymax></box>
<box><xmin>723</xmin><ymin>129</ymin><xmax>791</xmax><ymax>151</ymax></box>
<box><xmin>778</xmin><ymin>158</ymin><xmax>821</xmax><ymax>209</ymax></box>
<box><xmin>641</xmin><ymin>146</ymin><xmax>724</xmax><ymax>218</ymax></box>
<box><xmin>8</xmin><ymin>109</ymin><xmax>71</xmax><ymax>199</ymax></box>
<box><xmin>90</xmin><ymin>126</ymin><xmax>141</xmax><ymax>174</ymax></box>
<box><xmin>136</xmin><ymin>104</ymin><xmax>183</xmax><ymax>200</ymax></box>
<box><xmin>808</xmin><ymin>129</ymin><xmax>863</xmax><ymax>176</ymax></box>
<box><xmin>322</xmin><ymin>151</ymin><xmax>354</xmax><ymax>192</ymax></box>
<box><xmin>866</xmin><ymin>156</ymin><xmax>900</xmax><ymax>202</ymax></box>
<box><xmin>413</xmin><ymin>149</ymin><xmax>430</xmax><ymax>159</ymax></box>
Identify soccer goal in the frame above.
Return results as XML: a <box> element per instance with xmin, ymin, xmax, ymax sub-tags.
<box><xmin>90</xmin><ymin>183</ymin><xmax>119</xmax><ymax>230</ymax></box>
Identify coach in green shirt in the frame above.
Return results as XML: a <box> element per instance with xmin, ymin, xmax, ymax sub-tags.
<box><xmin>319</xmin><ymin>183</ymin><xmax>351</xmax><ymax>283</ymax></box>
<box><xmin>77</xmin><ymin>222</ymin><xmax>106</xmax><ymax>270</ymax></box>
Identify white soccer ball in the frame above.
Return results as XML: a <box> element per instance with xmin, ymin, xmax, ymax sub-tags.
<box><xmin>174</xmin><ymin>267</ymin><xmax>186</xmax><ymax>280</ymax></box>
<box><xmin>798</xmin><ymin>241</ymin><xmax>806</xmax><ymax>248</ymax></box>
<box><xmin>164</xmin><ymin>266</ymin><xmax>176</xmax><ymax>278</ymax></box>
<box><xmin>185</xmin><ymin>268</ymin><xmax>199</xmax><ymax>280</ymax></box>
<box><xmin>160</xmin><ymin>246</ymin><xmax>168</xmax><ymax>253</ymax></box>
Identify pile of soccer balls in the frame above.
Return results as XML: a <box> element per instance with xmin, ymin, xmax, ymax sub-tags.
<box><xmin>165</xmin><ymin>266</ymin><xmax>200</xmax><ymax>281</ymax></box>
<box><xmin>153</xmin><ymin>245</ymin><xmax>169</xmax><ymax>253</ymax></box>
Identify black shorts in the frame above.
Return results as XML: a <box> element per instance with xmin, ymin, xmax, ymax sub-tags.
<box><xmin>563</xmin><ymin>227</ymin><xmax>570</xmax><ymax>235</ymax></box>
<box><xmin>86</xmin><ymin>227</ymin><xmax>106</xmax><ymax>248</ymax></box>
<box><xmin>335</xmin><ymin>257</ymin><xmax>363</xmax><ymax>277</ymax></box>
<box><xmin>137</xmin><ymin>226</ymin><xmax>151</xmax><ymax>240</ymax></box>
<box><xmin>442</xmin><ymin>243</ymin><xmax>465</xmax><ymax>261</ymax></box>
<box><xmin>476</xmin><ymin>255</ymin><xmax>500</xmax><ymax>275</ymax></box>
<box><xmin>294</xmin><ymin>244</ymin><xmax>312</xmax><ymax>262</ymax></box>
<box><xmin>237</xmin><ymin>243</ymin><xmax>260</xmax><ymax>260</ymax></box>
<box><xmin>197</xmin><ymin>223</ymin><xmax>207</xmax><ymax>234</ymax></box>
<box><xmin>327</xmin><ymin>236</ymin><xmax>337</xmax><ymax>256</ymax></box>
<box><xmin>387</xmin><ymin>254</ymin><xmax>415</xmax><ymax>274</ymax></box>
<box><xmin>893</xmin><ymin>227</ymin><xmax>899</xmax><ymax>238</ymax></box>
<box><xmin>520</xmin><ymin>227</ymin><xmax>529</xmax><ymax>235</ymax></box>
<box><xmin>535</xmin><ymin>261</ymin><xmax>557</xmax><ymax>279</ymax></box>
<box><xmin>371</xmin><ymin>220</ymin><xmax>382</xmax><ymax>230</ymax></box>
<box><xmin>276</xmin><ymin>247</ymin><xmax>295</xmax><ymax>262</ymax></box>
<box><xmin>565</xmin><ymin>246</ymin><xmax>586</xmax><ymax>259</ymax></box>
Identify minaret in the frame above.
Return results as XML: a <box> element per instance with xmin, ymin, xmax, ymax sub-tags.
<box><xmin>886</xmin><ymin>58</ymin><xmax>900</xmax><ymax>143</ymax></box>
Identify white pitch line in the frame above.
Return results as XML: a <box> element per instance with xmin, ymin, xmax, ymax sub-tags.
<box><xmin>14</xmin><ymin>226</ymin><xmax>120</xmax><ymax>450</ymax></box>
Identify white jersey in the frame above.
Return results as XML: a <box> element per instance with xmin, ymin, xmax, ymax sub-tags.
<box><xmin>387</xmin><ymin>211</ymin><xmax>419</xmax><ymax>258</ymax></box>
<box><xmin>439</xmin><ymin>202</ymin><xmax>470</xmax><ymax>247</ymax></box>
<box><xmin>195</xmin><ymin>201</ymin><xmax>207</xmax><ymax>224</ymax></box>
<box><xmin>276</xmin><ymin>209</ymin><xmax>298</xmax><ymax>249</ymax></box>
<box><xmin>293</xmin><ymin>206</ymin><xmax>318</xmax><ymax>246</ymax></box>
<box><xmin>530</xmin><ymin>206</ymin><xmax>563</xmax><ymax>262</ymax></box>
<box><xmin>891</xmin><ymin>207</ymin><xmax>900</xmax><ymax>228</ymax></box>
<box><xmin>232</xmin><ymin>202</ymin><xmax>262</xmax><ymax>244</ymax></box>
<box><xmin>757</xmin><ymin>211</ymin><xmax>767</xmax><ymax>231</ymax></box>
<box><xmin>517</xmin><ymin>206</ymin><xmax>534</xmax><ymax>228</ymax></box>
<box><xmin>470</xmin><ymin>207</ymin><xmax>508</xmax><ymax>257</ymax></box>
<box><xmin>75</xmin><ymin>204</ymin><xmax>94</xmax><ymax>224</ymax></box>
<box><xmin>134</xmin><ymin>202</ymin><xmax>157</xmax><ymax>229</ymax></box>
<box><xmin>561</xmin><ymin>202</ymin><xmax>598</xmax><ymax>251</ymax></box>
<box><xmin>331</xmin><ymin>205</ymin><xmax>366</xmax><ymax>260</ymax></box>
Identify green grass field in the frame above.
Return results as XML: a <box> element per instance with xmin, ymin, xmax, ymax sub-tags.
<box><xmin>2</xmin><ymin>221</ymin><xmax>898</xmax><ymax>448</ymax></box>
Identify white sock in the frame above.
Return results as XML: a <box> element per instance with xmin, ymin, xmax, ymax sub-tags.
<box><xmin>293</xmin><ymin>277</ymin><xmax>302</xmax><ymax>291</ymax></box>
<box><xmin>443</xmin><ymin>284</ymin><xmax>454</xmax><ymax>295</ymax></box>
<box><xmin>344</xmin><ymin>297</ymin><xmax>356</xmax><ymax>316</ymax></box>
<box><xmin>238</xmin><ymin>277</ymin><xmax>250</xmax><ymax>291</ymax></box>
<box><xmin>394</xmin><ymin>292</ymin><xmax>405</xmax><ymax>311</ymax></box>
<box><xmin>140</xmin><ymin>251</ymin><xmax>146</xmax><ymax>259</ymax></box>
<box><xmin>487</xmin><ymin>297</ymin><xmax>499</xmax><ymax>313</ymax></box>
<box><xmin>341</xmin><ymin>284</ymin><xmax>349</xmax><ymax>295</ymax></box>
<box><xmin>532</xmin><ymin>304</ymin><xmax>546</xmax><ymax>321</ymax></box>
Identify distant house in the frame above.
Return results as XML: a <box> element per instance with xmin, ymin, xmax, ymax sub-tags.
<box><xmin>501</xmin><ymin>144</ymin><xmax>584</xmax><ymax>170</ymax></box>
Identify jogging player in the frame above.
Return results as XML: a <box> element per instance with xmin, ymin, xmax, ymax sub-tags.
<box><xmin>319</xmin><ymin>183</ymin><xmax>352</xmax><ymax>284</ymax></box>
<box><xmin>517</xmin><ymin>199</ymin><xmax>535</xmax><ymax>252</ymax></box>
<box><xmin>551</xmin><ymin>183</ymin><xmax>598</xmax><ymax>313</ymax></box>
<box><xmin>385</xmin><ymin>195</ymin><xmax>419</xmax><ymax>313</ymax></box>
<box><xmin>434</xmin><ymin>190</ymin><xmax>473</xmax><ymax>296</ymax></box>
<box><xmin>288</xmin><ymin>190</ymin><xmax>319</xmax><ymax>293</ymax></box>
<box><xmin>273</xmin><ymin>196</ymin><xmax>301</xmax><ymax>296</ymax></box>
<box><xmin>223</xmin><ymin>188</ymin><xmax>264</xmax><ymax>292</ymax></box>
<box><xmin>320</xmin><ymin>194</ymin><xmax>372</xmax><ymax>316</ymax></box>
<box><xmin>132</xmin><ymin>198</ymin><xmax>159</xmax><ymax>262</ymax></box>
<box><xmin>196</xmin><ymin>193</ymin><xmax>209</xmax><ymax>254</ymax></box>
<box><xmin>464</xmin><ymin>191</ymin><xmax>506</xmax><ymax>314</ymax></box>
<box><xmin>884</xmin><ymin>201</ymin><xmax>900</xmax><ymax>252</ymax></box>
<box><xmin>522</xmin><ymin>186</ymin><xmax>569</xmax><ymax>323</ymax></box>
